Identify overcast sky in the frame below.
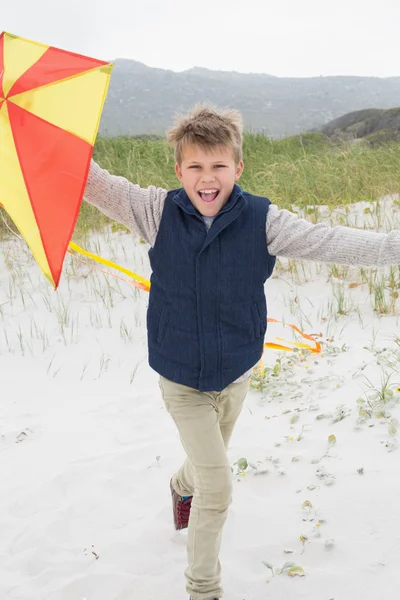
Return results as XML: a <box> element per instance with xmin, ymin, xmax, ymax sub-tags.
<box><xmin>2</xmin><ymin>0</ymin><xmax>400</xmax><ymax>78</ymax></box>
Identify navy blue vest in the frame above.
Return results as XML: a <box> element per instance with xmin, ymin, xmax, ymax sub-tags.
<box><xmin>147</xmin><ymin>184</ymin><xmax>276</xmax><ymax>391</ymax></box>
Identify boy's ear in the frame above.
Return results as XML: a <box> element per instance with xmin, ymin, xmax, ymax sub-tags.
<box><xmin>175</xmin><ymin>162</ymin><xmax>183</xmax><ymax>182</ymax></box>
<box><xmin>235</xmin><ymin>160</ymin><xmax>244</xmax><ymax>181</ymax></box>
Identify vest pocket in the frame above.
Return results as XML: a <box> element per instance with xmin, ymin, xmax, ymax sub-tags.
<box><xmin>157</xmin><ymin>302</ymin><xmax>170</xmax><ymax>344</ymax></box>
<box><xmin>251</xmin><ymin>300</ymin><xmax>267</xmax><ymax>339</ymax></box>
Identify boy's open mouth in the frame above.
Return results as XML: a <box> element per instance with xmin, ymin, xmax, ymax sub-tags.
<box><xmin>198</xmin><ymin>189</ymin><xmax>220</xmax><ymax>203</ymax></box>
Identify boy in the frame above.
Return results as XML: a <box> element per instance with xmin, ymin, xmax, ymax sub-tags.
<box><xmin>84</xmin><ymin>105</ymin><xmax>400</xmax><ymax>600</ymax></box>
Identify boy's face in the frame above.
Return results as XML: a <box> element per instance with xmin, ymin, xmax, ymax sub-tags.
<box><xmin>175</xmin><ymin>144</ymin><xmax>244</xmax><ymax>217</ymax></box>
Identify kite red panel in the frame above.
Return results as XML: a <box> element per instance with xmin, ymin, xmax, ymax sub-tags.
<box><xmin>9</xmin><ymin>101</ymin><xmax>92</xmax><ymax>287</ymax></box>
<box><xmin>9</xmin><ymin>46</ymin><xmax>109</xmax><ymax>97</ymax></box>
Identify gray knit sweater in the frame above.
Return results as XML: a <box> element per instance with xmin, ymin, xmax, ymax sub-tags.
<box><xmin>84</xmin><ymin>160</ymin><xmax>400</xmax><ymax>381</ymax></box>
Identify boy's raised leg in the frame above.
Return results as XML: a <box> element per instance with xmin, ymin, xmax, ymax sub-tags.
<box><xmin>171</xmin><ymin>377</ymin><xmax>249</xmax><ymax>497</ymax></box>
<box><xmin>159</xmin><ymin>376</ymin><xmax>249</xmax><ymax>600</ymax></box>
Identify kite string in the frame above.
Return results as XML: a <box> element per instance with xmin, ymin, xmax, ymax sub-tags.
<box><xmin>68</xmin><ymin>241</ymin><xmax>150</xmax><ymax>290</ymax></box>
<box><xmin>66</xmin><ymin>248</ymin><xmax>149</xmax><ymax>291</ymax></box>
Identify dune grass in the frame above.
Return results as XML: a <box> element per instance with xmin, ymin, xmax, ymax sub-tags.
<box><xmin>85</xmin><ymin>133</ymin><xmax>400</xmax><ymax>231</ymax></box>
<box><xmin>1</xmin><ymin>132</ymin><xmax>400</xmax><ymax>238</ymax></box>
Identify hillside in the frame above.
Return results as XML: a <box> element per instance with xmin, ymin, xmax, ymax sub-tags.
<box><xmin>99</xmin><ymin>59</ymin><xmax>400</xmax><ymax>138</ymax></box>
<box><xmin>317</xmin><ymin>108</ymin><xmax>400</xmax><ymax>145</ymax></box>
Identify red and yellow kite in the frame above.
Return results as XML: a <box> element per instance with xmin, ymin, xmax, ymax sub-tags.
<box><xmin>0</xmin><ymin>32</ymin><xmax>112</xmax><ymax>288</ymax></box>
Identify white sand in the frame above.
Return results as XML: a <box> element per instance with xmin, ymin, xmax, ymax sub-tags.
<box><xmin>1</xmin><ymin>198</ymin><xmax>400</xmax><ymax>600</ymax></box>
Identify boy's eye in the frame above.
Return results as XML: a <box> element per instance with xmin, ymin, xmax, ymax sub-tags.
<box><xmin>188</xmin><ymin>165</ymin><xmax>226</xmax><ymax>169</ymax></box>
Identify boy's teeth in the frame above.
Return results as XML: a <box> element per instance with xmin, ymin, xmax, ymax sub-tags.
<box><xmin>199</xmin><ymin>190</ymin><xmax>219</xmax><ymax>202</ymax></box>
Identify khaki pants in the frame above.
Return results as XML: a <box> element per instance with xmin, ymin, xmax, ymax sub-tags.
<box><xmin>159</xmin><ymin>375</ymin><xmax>250</xmax><ymax>600</ymax></box>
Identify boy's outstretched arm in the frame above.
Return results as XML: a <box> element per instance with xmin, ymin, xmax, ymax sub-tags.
<box><xmin>83</xmin><ymin>160</ymin><xmax>168</xmax><ymax>247</ymax></box>
<box><xmin>266</xmin><ymin>205</ymin><xmax>400</xmax><ymax>266</ymax></box>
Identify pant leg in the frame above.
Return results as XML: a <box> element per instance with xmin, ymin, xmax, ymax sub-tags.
<box><xmin>160</xmin><ymin>376</ymin><xmax>249</xmax><ymax>600</ymax></box>
<box><xmin>218</xmin><ymin>377</ymin><xmax>250</xmax><ymax>448</ymax></box>
<box><xmin>172</xmin><ymin>377</ymin><xmax>250</xmax><ymax>497</ymax></box>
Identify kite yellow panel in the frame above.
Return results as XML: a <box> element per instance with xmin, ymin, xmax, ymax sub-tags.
<box><xmin>10</xmin><ymin>65</ymin><xmax>113</xmax><ymax>144</ymax></box>
<box><xmin>2</xmin><ymin>33</ymin><xmax>48</xmax><ymax>96</ymax></box>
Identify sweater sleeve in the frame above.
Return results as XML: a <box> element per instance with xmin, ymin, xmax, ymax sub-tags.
<box><xmin>266</xmin><ymin>204</ymin><xmax>400</xmax><ymax>266</ymax></box>
<box><xmin>83</xmin><ymin>160</ymin><xmax>168</xmax><ymax>247</ymax></box>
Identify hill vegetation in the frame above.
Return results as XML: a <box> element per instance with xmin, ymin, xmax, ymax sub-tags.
<box><xmin>317</xmin><ymin>107</ymin><xmax>400</xmax><ymax>146</ymax></box>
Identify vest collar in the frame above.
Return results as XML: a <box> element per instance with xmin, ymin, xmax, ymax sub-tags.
<box><xmin>172</xmin><ymin>185</ymin><xmax>247</xmax><ymax>253</ymax></box>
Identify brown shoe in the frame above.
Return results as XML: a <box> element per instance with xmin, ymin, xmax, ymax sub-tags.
<box><xmin>170</xmin><ymin>479</ymin><xmax>192</xmax><ymax>530</ymax></box>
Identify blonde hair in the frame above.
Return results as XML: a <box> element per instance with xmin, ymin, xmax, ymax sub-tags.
<box><xmin>167</xmin><ymin>104</ymin><xmax>244</xmax><ymax>165</ymax></box>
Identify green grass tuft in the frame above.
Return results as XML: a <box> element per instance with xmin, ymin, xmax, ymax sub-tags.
<box><xmin>1</xmin><ymin>132</ymin><xmax>400</xmax><ymax>238</ymax></box>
